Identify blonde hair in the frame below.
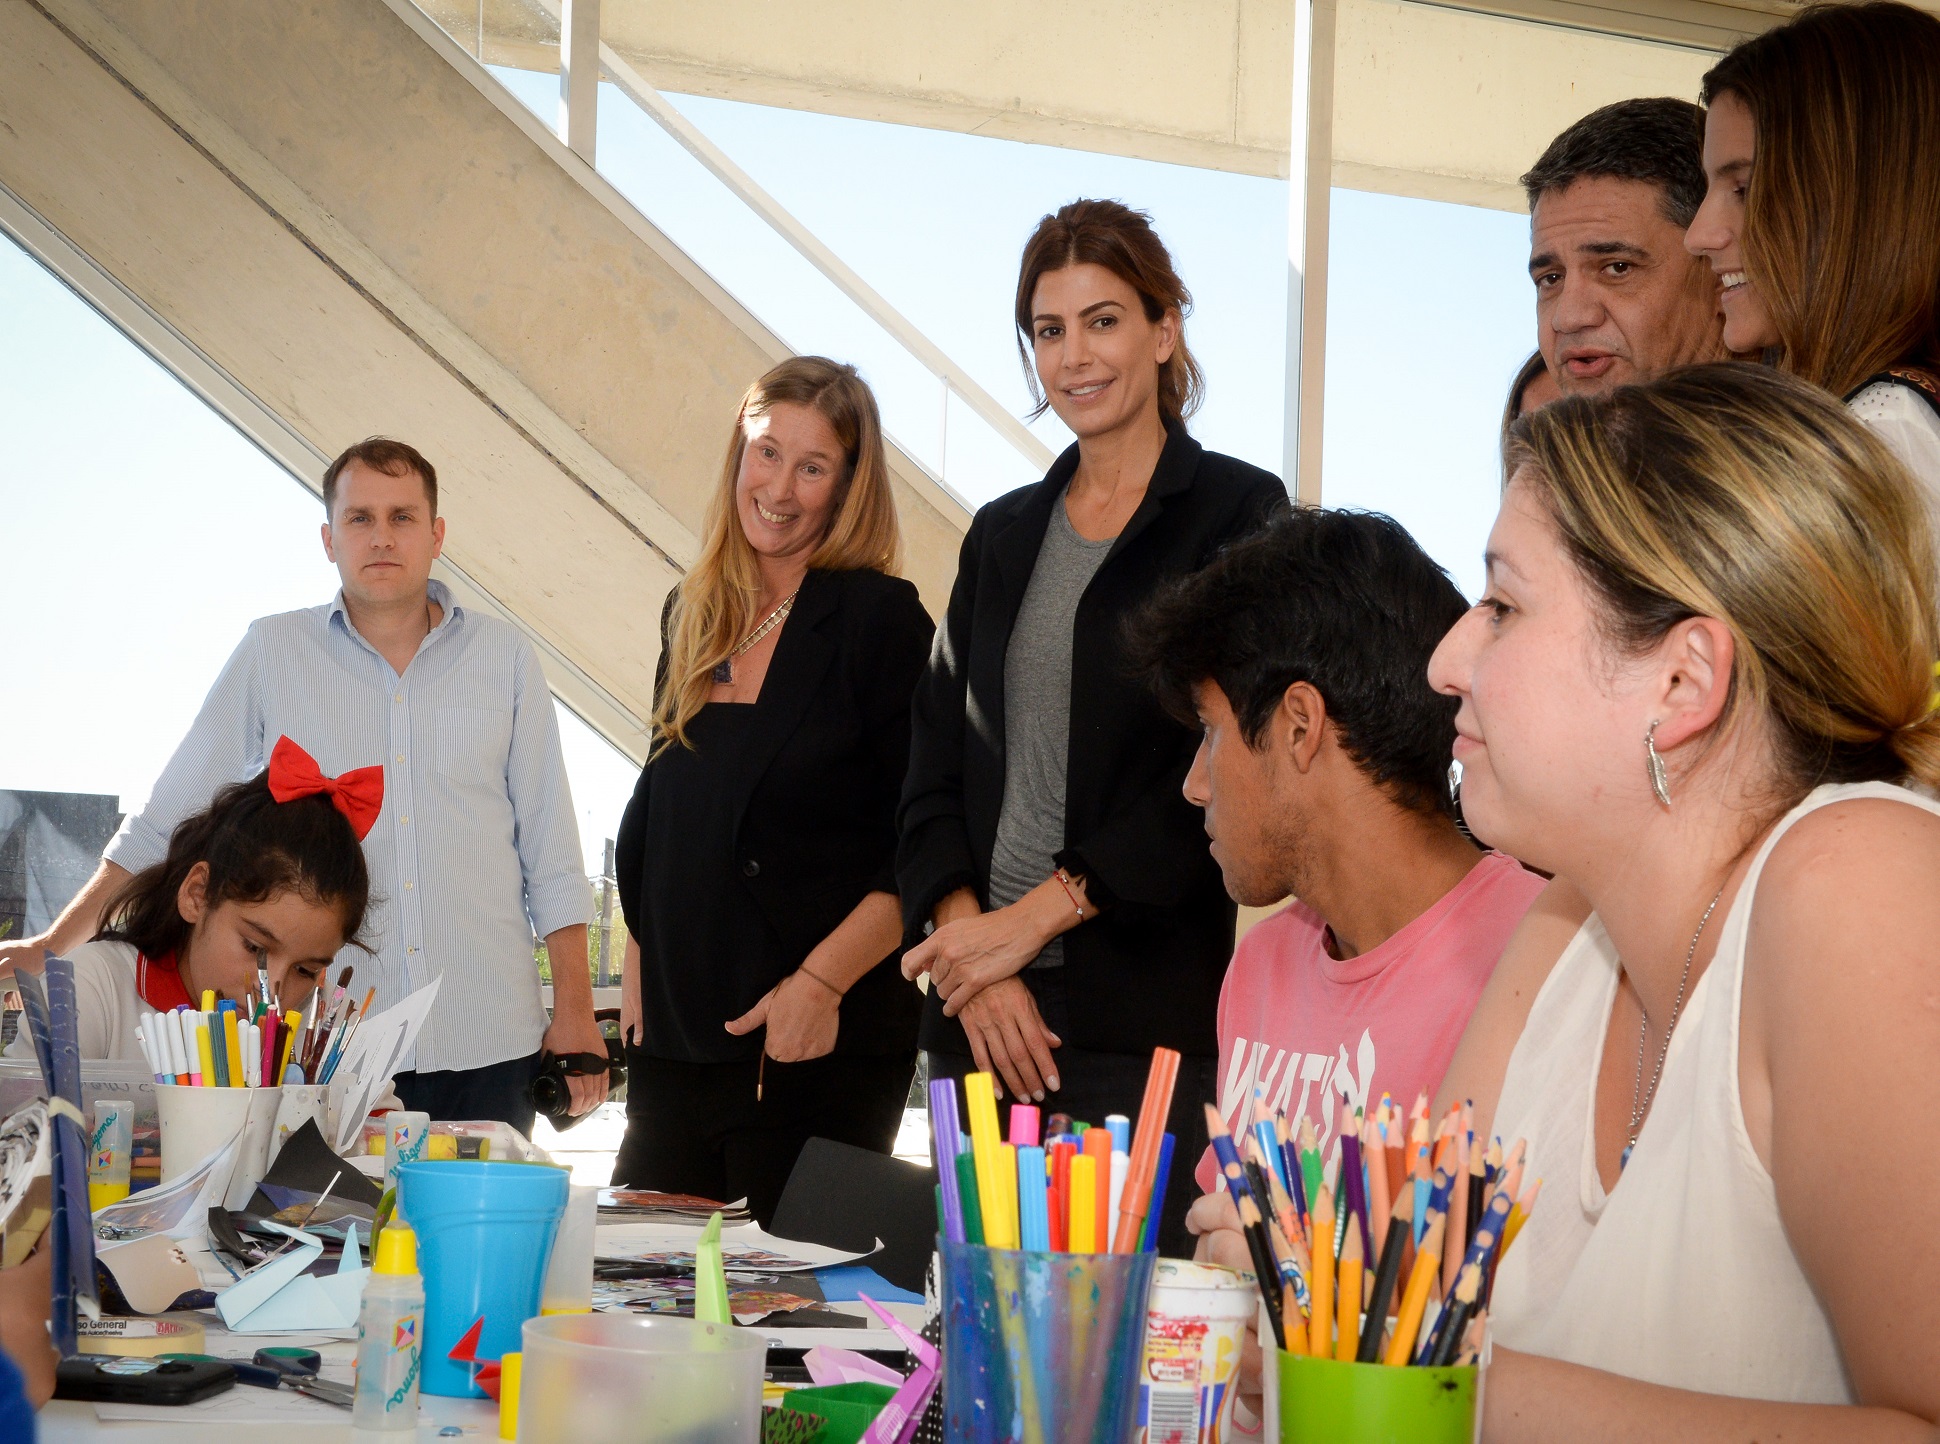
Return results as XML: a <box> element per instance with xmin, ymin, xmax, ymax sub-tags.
<box><xmin>1506</xmin><ymin>363</ymin><xmax>1940</xmax><ymax>795</ymax></box>
<box><xmin>652</xmin><ymin>356</ymin><xmax>902</xmax><ymax>753</ymax></box>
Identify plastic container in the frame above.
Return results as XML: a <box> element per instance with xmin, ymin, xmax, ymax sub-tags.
<box><xmin>88</xmin><ymin>1100</ymin><xmax>134</xmax><ymax>1211</ymax></box>
<box><xmin>516</xmin><ymin>1312</ymin><xmax>765</xmax><ymax>1444</ymax></box>
<box><xmin>155</xmin><ymin>1082</ymin><xmax>282</xmax><ymax>1208</ymax></box>
<box><xmin>539</xmin><ymin>1183</ymin><xmax>599</xmax><ymax>1314</ymax></box>
<box><xmin>1277</xmin><ymin>1352</ymin><xmax>1477</xmax><ymax>1443</ymax></box>
<box><xmin>940</xmin><ymin>1241</ymin><xmax>1157</xmax><ymax>1444</ymax></box>
<box><xmin>775</xmin><ymin>1381</ymin><xmax>897</xmax><ymax>1444</ymax></box>
<box><xmin>383</xmin><ymin>1111</ymin><xmax>430</xmax><ymax>1194</ymax></box>
<box><xmin>352</xmin><ymin>1224</ymin><xmax>425</xmax><ymax>1431</ymax></box>
<box><xmin>1137</xmin><ymin>1258</ymin><xmax>1256</xmax><ymax>1443</ymax></box>
<box><xmin>396</xmin><ymin>1160</ymin><xmax>568</xmax><ymax>1398</ymax></box>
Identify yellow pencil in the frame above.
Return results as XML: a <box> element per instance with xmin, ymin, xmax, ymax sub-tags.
<box><xmin>1500</xmin><ymin>1179</ymin><xmax>1544</xmax><ymax>1260</ymax></box>
<box><xmin>1307</xmin><ymin>1185</ymin><xmax>1336</xmax><ymax>1358</ymax></box>
<box><xmin>1334</xmin><ymin>1220</ymin><xmax>1364</xmax><ymax>1361</ymax></box>
<box><xmin>1386</xmin><ymin>1214</ymin><xmax>1447</xmax><ymax>1366</ymax></box>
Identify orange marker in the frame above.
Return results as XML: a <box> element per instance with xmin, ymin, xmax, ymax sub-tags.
<box><xmin>1082</xmin><ymin>1128</ymin><xmax>1112</xmax><ymax>1253</ymax></box>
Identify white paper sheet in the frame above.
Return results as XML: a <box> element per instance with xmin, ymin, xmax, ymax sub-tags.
<box><xmin>595</xmin><ymin>1219</ymin><xmax>880</xmax><ymax>1272</ymax></box>
<box><xmin>324</xmin><ymin>976</ymin><xmax>440</xmax><ymax>1152</ymax></box>
<box><xmin>92</xmin><ymin>1131</ymin><xmax>242</xmax><ymax>1240</ymax></box>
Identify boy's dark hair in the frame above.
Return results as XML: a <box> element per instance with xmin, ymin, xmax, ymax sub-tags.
<box><xmin>1521</xmin><ymin>97</ymin><xmax>1707</xmax><ymax>227</ymax></box>
<box><xmin>98</xmin><ymin>771</ymin><xmax>371</xmax><ymax>961</ymax></box>
<box><xmin>1131</xmin><ymin>509</ymin><xmax>1469</xmax><ymax>818</ymax></box>
<box><xmin>322</xmin><ymin>437</ymin><xmax>438</xmax><ymax>518</ymax></box>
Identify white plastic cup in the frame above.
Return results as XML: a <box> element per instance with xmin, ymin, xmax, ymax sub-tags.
<box><xmin>517</xmin><ymin>1313</ymin><xmax>764</xmax><ymax>1443</ymax></box>
<box><xmin>269</xmin><ymin>1083</ymin><xmax>329</xmax><ymax>1166</ymax></box>
<box><xmin>1138</xmin><ymin>1258</ymin><xmax>1259</xmax><ymax>1444</ymax></box>
<box><xmin>224</xmin><ymin>1086</ymin><xmax>284</xmax><ymax>1209</ymax></box>
<box><xmin>540</xmin><ymin>1183</ymin><xmax>600</xmax><ymax>1315</ymax></box>
<box><xmin>157</xmin><ymin>1084</ymin><xmax>253</xmax><ymax>1199</ymax></box>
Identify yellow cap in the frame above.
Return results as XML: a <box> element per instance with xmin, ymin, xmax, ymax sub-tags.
<box><xmin>373</xmin><ymin>1224</ymin><xmax>418</xmax><ymax>1276</ymax></box>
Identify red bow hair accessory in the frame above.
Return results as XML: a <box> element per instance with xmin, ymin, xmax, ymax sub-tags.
<box><xmin>267</xmin><ymin>736</ymin><xmax>385</xmax><ymax>841</ymax></box>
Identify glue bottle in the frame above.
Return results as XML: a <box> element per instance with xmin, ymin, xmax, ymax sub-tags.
<box><xmin>352</xmin><ymin>1223</ymin><xmax>424</xmax><ymax>1431</ymax></box>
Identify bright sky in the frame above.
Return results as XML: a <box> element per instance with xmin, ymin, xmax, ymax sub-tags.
<box><xmin>0</xmin><ymin>68</ymin><xmax>1537</xmax><ymax>876</ymax></box>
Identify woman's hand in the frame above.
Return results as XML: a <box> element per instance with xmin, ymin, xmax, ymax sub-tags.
<box><xmin>955</xmin><ymin>976</ymin><xmax>1061</xmax><ymax>1100</ymax></box>
<box><xmin>620</xmin><ymin>935</ymin><xmax>643</xmax><ymax>1047</ymax></box>
<box><xmin>725</xmin><ymin>969</ymin><xmax>841</xmax><ymax>1063</ymax></box>
<box><xmin>904</xmin><ymin>877</ymin><xmax>1087</xmax><ymax>1015</ymax></box>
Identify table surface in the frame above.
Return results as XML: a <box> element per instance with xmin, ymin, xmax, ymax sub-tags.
<box><xmin>39</xmin><ymin>1297</ymin><xmax>922</xmax><ymax>1441</ymax></box>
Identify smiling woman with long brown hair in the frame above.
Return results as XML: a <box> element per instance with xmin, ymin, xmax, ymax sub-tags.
<box><xmin>1685</xmin><ymin>2</ymin><xmax>1940</xmax><ymax>510</ymax></box>
<box><xmin>897</xmin><ymin>199</ymin><xmax>1285</xmax><ymax>1254</ymax></box>
<box><xmin>611</xmin><ymin>356</ymin><xmax>932</xmax><ymax>1225</ymax></box>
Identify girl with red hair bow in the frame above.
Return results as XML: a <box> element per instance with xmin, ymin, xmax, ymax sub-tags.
<box><xmin>3</xmin><ymin>738</ymin><xmax>378</xmax><ymax>1062</ymax></box>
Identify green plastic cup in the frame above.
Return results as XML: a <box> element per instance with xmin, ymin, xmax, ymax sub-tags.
<box><xmin>1278</xmin><ymin>1352</ymin><xmax>1476</xmax><ymax>1443</ymax></box>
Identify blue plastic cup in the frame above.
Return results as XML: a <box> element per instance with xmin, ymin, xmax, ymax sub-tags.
<box><xmin>398</xmin><ymin>1160</ymin><xmax>569</xmax><ymax>1398</ymax></box>
<box><xmin>941</xmin><ymin>1240</ymin><xmax>1157</xmax><ymax>1444</ymax></box>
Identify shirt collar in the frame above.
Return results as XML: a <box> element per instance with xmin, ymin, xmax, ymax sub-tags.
<box><xmin>328</xmin><ymin>578</ymin><xmax>462</xmax><ymax>637</ymax></box>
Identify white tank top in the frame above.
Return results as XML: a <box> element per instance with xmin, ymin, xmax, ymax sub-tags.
<box><xmin>1489</xmin><ymin>780</ymin><xmax>1940</xmax><ymax>1402</ymax></box>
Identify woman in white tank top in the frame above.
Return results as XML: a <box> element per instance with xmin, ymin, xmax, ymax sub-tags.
<box><xmin>1426</xmin><ymin>364</ymin><xmax>1940</xmax><ymax>1439</ymax></box>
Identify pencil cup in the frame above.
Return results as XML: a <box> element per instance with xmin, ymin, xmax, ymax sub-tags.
<box><xmin>1277</xmin><ymin>1352</ymin><xmax>1476</xmax><ymax>1444</ymax></box>
<box><xmin>941</xmin><ymin>1240</ymin><xmax>1157</xmax><ymax>1444</ymax></box>
<box><xmin>268</xmin><ymin>1083</ymin><xmax>328</xmax><ymax>1166</ymax></box>
<box><xmin>399</xmin><ymin>1160</ymin><xmax>569</xmax><ymax>1398</ymax></box>
<box><xmin>516</xmin><ymin>1313</ymin><xmax>765</xmax><ymax>1443</ymax></box>
<box><xmin>157</xmin><ymin>1083</ymin><xmax>280</xmax><ymax>1209</ymax></box>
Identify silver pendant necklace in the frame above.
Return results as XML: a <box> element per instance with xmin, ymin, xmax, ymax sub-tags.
<box><xmin>712</xmin><ymin>590</ymin><xmax>798</xmax><ymax>685</ymax></box>
<box><xmin>1621</xmin><ymin>881</ymin><xmax>1727</xmax><ymax>1170</ymax></box>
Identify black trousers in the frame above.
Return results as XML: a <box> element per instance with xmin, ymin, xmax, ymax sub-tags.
<box><xmin>392</xmin><ymin>1051</ymin><xmax>544</xmax><ymax>1137</ymax></box>
<box><xmin>613</xmin><ymin>1049</ymin><xmax>916</xmax><ymax>1228</ymax></box>
<box><xmin>927</xmin><ymin>967</ymin><xmax>1217</xmax><ymax>1259</ymax></box>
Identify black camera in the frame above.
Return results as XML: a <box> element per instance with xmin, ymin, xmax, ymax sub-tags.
<box><xmin>529</xmin><ymin>1009</ymin><xmax>627</xmax><ymax>1132</ymax></box>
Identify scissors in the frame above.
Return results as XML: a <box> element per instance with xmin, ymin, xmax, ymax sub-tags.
<box><xmin>163</xmin><ymin>1349</ymin><xmax>352</xmax><ymax>1407</ymax></box>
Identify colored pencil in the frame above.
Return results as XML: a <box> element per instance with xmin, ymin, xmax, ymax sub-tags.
<box><xmin>1307</xmin><ymin>1184</ymin><xmax>1336</xmax><ymax>1358</ymax></box>
<box><xmin>1386</xmin><ymin>1213</ymin><xmax>1446</xmax><ymax>1367</ymax></box>
<box><xmin>1357</xmin><ymin>1178</ymin><xmax>1414</xmax><ymax>1362</ymax></box>
<box><xmin>1334</xmin><ymin>1220</ymin><xmax>1364</xmax><ymax>1362</ymax></box>
<box><xmin>1205</xmin><ymin>1103</ymin><xmax>1287</xmax><ymax>1350</ymax></box>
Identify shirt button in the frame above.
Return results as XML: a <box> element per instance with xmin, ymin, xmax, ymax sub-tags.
<box><xmin>742</xmin><ymin>859</ymin><xmax>760</xmax><ymax>878</ymax></box>
<box><xmin>400</xmin><ymin>816</ymin><xmax>410</xmax><ymax>826</ymax></box>
<box><xmin>396</xmin><ymin>754</ymin><xmax>405</xmax><ymax>763</ymax></box>
<box><xmin>404</xmin><ymin>881</ymin><xmax>414</xmax><ymax>890</ymax></box>
<box><xmin>407</xmin><ymin>946</ymin><xmax>418</xmax><ymax>954</ymax></box>
<box><xmin>394</xmin><ymin>694</ymin><xmax>403</xmax><ymax>703</ymax></box>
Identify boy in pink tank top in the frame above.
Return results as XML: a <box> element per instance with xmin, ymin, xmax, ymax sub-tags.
<box><xmin>1131</xmin><ymin>508</ymin><xmax>1541</xmax><ymax>1232</ymax></box>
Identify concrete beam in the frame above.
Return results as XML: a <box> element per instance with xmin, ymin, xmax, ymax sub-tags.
<box><xmin>0</xmin><ymin>0</ymin><xmax>971</xmax><ymax>764</ymax></box>
<box><xmin>423</xmin><ymin>0</ymin><xmax>1929</xmax><ymax>211</ymax></box>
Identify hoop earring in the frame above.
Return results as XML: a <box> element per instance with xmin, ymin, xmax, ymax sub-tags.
<box><xmin>1645</xmin><ymin>720</ymin><xmax>1672</xmax><ymax>807</ymax></box>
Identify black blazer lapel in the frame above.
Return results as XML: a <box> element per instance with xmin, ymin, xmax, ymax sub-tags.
<box><xmin>725</xmin><ymin>569</ymin><xmax>839</xmax><ymax>832</ymax></box>
<box><xmin>1105</xmin><ymin>424</ymin><xmax>1203</xmax><ymax>566</ymax></box>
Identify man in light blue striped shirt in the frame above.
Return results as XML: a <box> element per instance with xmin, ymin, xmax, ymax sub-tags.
<box><xmin>5</xmin><ymin>440</ymin><xmax>604</xmax><ymax>1128</ymax></box>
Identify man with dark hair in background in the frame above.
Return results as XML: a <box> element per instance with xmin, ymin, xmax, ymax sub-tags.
<box><xmin>1525</xmin><ymin>97</ymin><xmax>1728</xmax><ymax>394</ymax></box>
<box><xmin>1</xmin><ymin>439</ymin><xmax>606</xmax><ymax>1131</ymax></box>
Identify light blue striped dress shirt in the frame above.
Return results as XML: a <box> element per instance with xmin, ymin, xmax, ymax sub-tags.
<box><xmin>105</xmin><ymin>581</ymin><xmax>593</xmax><ymax>1073</ymax></box>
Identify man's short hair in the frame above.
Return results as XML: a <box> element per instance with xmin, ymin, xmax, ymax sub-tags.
<box><xmin>322</xmin><ymin>437</ymin><xmax>439</xmax><ymax>517</ymax></box>
<box><xmin>1130</xmin><ymin>509</ymin><xmax>1469</xmax><ymax>818</ymax></box>
<box><xmin>1521</xmin><ymin>97</ymin><xmax>1706</xmax><ymax>228</ymax></box>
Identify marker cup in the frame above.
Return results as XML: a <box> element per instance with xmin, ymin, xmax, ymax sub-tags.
<box><xmin>398</xmin><ymin>1160</ymin><xmax>568</xmax><ymax>1398</ymax></box>
<box><xmin>517</xmin><ymin>1313</ymin><xmax>765</xmax><ymax>1443</ymax></box>
<box><xmin>1277</xmin><ymin>1352</ymin><xmax>1477</xmax><ymax>1443</ymax></box>
<box><xmin>269</xmin><ymin>1083</ymin><xmax>329</xmax><ymax>1166</ymax></box>
<box><xmin>941</xmin><ymin>1240</ymin><xmax>1157</xmax><ymax>1444</ymax></box>
<box><xmin>157</xmin><ymin>1083</ymin><xmax>280</xmax><ymax>1208</ymax></box>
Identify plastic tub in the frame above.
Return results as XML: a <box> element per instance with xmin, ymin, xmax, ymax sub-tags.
<box><xmin>397</xmin><ymin>1159</ymin><xmax>568</xmax><ymax>1398</ymax></box>
<box><xmin>517</xmin><ymin>1312</ymin><xmax>766</xmax><ymax>1443</ymax></box>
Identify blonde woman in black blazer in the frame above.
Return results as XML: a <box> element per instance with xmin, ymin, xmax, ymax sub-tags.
<box><xmin>613</xmin><ymin>357</ymin><xmax>932</xmax><ymax>1226</ymax></box>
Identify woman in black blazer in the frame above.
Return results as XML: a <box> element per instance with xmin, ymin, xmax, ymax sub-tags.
<box><xmin>899</xmin><ymin>201</ymin><xmax>1285</xmax><ymax>1253</ymax></box>
<box><xmin>612</xmin><ymin>357</ymin><xmax>932</xmax><ymax>1226</ymax></box>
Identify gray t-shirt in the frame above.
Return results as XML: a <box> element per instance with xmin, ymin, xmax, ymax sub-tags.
<box><xmin>989</xmin><ymin>494</ymin><xmax>1115</xmax><ymax>968</ymax></box>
